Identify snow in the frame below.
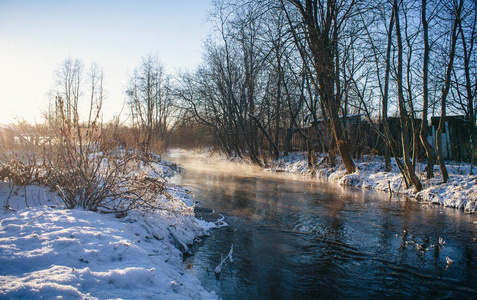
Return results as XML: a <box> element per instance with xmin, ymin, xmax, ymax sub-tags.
<box><xmin>0</xmin><ymin>159</ymin><xmax>218</xmax><ymax>299</ymax></box>
<box><xmin>2</xmin><ymin>148</ymin><xmax>476</xmax><ymax>298</ymax></box>
<box><xmin>270</xmin><ymin>152</ymin><xmax>477</xmax><ymax>212</ymax></box>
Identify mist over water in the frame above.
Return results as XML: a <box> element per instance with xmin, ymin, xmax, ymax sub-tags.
<box><xmin>168</xmin><ymin>150</ymin><xmax>477</xmax><ymax>299</ymax></box>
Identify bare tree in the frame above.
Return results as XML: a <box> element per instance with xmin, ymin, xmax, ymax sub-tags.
<box><xmin>178</xmin><ymin>1</ymin><xmax>272</xmax><ymax>165</ymax></box>
<box><xmin>54</xmin><ymin>58</ymin><xmax>83</xmax><ymax>133</ymax></box>
<box><xmin>453</xmin><ymin>0</ymin><xmax>476</xmax><ymax>172</ymax></box>
<box><xmin>126</xmin><ymin>56</ymin><xmax>175</xmax><ymax>153</ymax></box>
<box><xmin>281</xmin><ymin>0</ymin><xmax>357</xmax><ymax>174</ymax></box>
<box><xmin>420</xmin><ymin>0</ymin><xmax>435</xmax><ymax>178</ymax></box>
<box><xmin>46</xmin><ymin>59</ymin><xmax>117</xmax><ymax>210</ymax></box>
<box><xmin>435</xmin><ymin>0</ymin><xmax>464</xmax><ymax>183</ymax></box>
<box><xmin>394</xmin><ymin>0</ymin><xmax>423</xmax><ymax>191</ymax></box>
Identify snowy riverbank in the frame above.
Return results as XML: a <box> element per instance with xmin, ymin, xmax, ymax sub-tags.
<box><xmin>0</xmin><ymin>159</ymin><xmax>218</xmax><ymax>299</ymax></box>
<box><xmin>269</xmin><ymin>152</ymin><xmax>477</xmax><ymax>212</ymax></box>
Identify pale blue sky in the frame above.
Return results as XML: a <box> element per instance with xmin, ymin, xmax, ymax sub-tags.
<box><xmin>0</xmin><ymin>0</ymin><xmax>213</xmax><ymax>124</ymax></box>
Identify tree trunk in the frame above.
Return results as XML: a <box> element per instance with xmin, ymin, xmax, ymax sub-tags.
<box><xmin>250</xmin><ymin>114</ymin><xmax>280</xmax><ymax>160</ymax></box>
<box><xmin>383</xmin><ymin>7</ymin><xmax>395</xmax><ymax>172</ymax></box>
<box><xmin>275</xmin><ymin>53</ymin><xmax>283</xmax><ymax>159</ymax></box>
<box><xmin>284</xmin><ymin>126</ymin><xmax>294</xmax><ymax>156</ymax></box>
<box><xmin>283</xmin><ymin>0</ymin><xmax>356</xmax><ymax>174</ymax></box>
<box><xmin>296</xmin><ymin>127</ymin><xmax>314</xmax><ymax>168</ymax></box>
<box><xmin>458</xmin><ymin>16</ymin><xmax>476</xmax><ymax>173</ymax></box>
<box><xmin>435</xmin><ymin>110</ymin><xmax>449</xmax><ymax>182</ymax></box>
<box><xmin>436</xmin><ymin>0</ymin><xmax>463</xmax><ymax>183</ymax></box>
<box><xmin>394</xmin><ymin>0</ymin><xmax>422</xmax><ymax>192</ymax></box>
<box><xmin>420</xmin><ymin>0</ymin><xmax>435</xmax><ymax>178</ymax></box>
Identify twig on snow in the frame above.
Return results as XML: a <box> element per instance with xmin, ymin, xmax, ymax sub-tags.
<box><xmin>121</xmin><ymin>235</ymin><xmax>141</xmax><ymax>255</ymax></box>
<box><xmin>22</xmin><ymin>211</ymin><xmax>47</xmax><ymax>229</ymax></box>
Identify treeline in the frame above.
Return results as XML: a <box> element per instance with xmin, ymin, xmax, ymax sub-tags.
<box><xmin>172</xmin><ymin>0</ymin><xmax>476</xmax><ymax>192</ymax></box>
<box><xmin>10</xmin><ymin>0</ymin><xmax>475</xmax><ymax>195</ymax></box>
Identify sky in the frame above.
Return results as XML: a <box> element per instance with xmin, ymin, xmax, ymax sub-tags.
<box><xmin>0</xmin><ymin>0</ymin><xmax>213</xmax><ymax>125</ymax></box>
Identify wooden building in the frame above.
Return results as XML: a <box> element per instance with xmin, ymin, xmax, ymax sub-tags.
<box><xmin>430</xmin><ymin>116</ymin><xmax>475</xmax><ymax>161</ymax></box>
<box><xmin>271</xmin><ymin>114</ymin><xmax>475</xmax><ymax>162</ymax></box>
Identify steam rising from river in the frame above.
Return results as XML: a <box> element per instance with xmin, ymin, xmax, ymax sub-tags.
<box><xmin>167</xmin><ymin>149</ymin><xmax>473</xmax><ymax>223</ymax></box>
<box><xmin>167</xmin><ymin>149</ymin><xmax>477</xmax><ymax>299</ymax></box>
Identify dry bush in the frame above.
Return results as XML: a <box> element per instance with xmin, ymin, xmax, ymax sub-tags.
<box><xmin>0</xmin><ymin>123</ymin><xmax>180</xmax><ymax>214</ymax></box>
<box><xmin>42</xmin><ymin>124</ymin><xmax>175</xmax><ymax>213</ymax></box>
<box><xmin>148</xmin><ymin>138</ymin><xmax>165</xmax><ymax>155</ymax></box>
<box><xmin>101</xmin><ymin>123</ymin><xmax>133</xmax><ymax>150</ymax></box>
<box><xmin>100</xmin><ymin>124</ymin><xmax>162</xmax><ymax>154</ymax></box>
<box><xmin>102</xmin><ymin>166</ymin><xmax>175</xmax><ymax>214</ymax></box>
<box><xmin>0</xmin><ymin>152</ymin><xmax>42</xmax><ymax>186</ymax></box>
<box><xmin>45</xmin><ymin>141</ymin><xmax>128</xmax><ymax>210</ymax></box>
<box><xmin>0</xmin><ymin>126</ymin><xmax>45</xmax><ymax>186</ymax></box>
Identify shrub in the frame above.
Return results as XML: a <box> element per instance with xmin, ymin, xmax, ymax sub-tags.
<box><xmin>0</xmin><ymin>147</ymin><xmax>43</xmax><ymax>186</ymax></box>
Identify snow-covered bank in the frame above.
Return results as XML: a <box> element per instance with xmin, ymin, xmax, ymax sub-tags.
<box><xmin>0</xmin><ymin>160</ymin><xmax>218</xmax><ymax>299</ymax></box>
<box><xmin>270</xmin><ymin>152</ymin><xmax>477</xmax><ymax>212</ymax></box>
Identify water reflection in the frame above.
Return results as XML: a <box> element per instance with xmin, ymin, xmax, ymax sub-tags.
<box><xmin>168</xmin><ymin>151</ymin><xmax>477</xmax><ymax>299</ymax></box>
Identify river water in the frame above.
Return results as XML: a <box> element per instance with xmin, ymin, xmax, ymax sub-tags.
<box><xmin>168</xmin><ymin>151</ymin><xmax>477</xmax><ymax>299</ymax></box>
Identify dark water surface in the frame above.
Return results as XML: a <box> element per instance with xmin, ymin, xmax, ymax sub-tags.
<box><xmin>168</xmin><ymin>151</ymin><xmax>477</xmax><ymax>299</ymax></box>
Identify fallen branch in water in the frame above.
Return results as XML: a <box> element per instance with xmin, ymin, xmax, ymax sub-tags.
<box><xmin>215</xmin><ymin>244</ymin><xmax>233</xmax><ymax>278</ymax></box>
<box><xmin>215</xmin><ymin>214</ymin><xmax>228</xmax><ymax>228</ymax></box>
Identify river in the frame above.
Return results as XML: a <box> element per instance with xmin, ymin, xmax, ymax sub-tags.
<box><xmin>168</xmin><ymin>151</ymin><xmax>477</xmax><ymax>299</ymax></box>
